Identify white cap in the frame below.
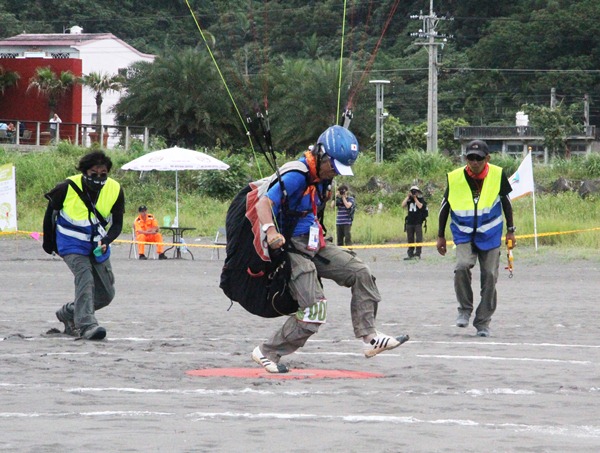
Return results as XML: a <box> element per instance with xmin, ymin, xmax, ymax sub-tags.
<box><xmin>332</xmin><ymin>158</ymin><xmax>354</xmax><ymax>176</ymax></box>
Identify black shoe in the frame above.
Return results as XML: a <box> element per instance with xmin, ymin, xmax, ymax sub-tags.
<box><xmin>158</xmin><ymin>253</ymin><xmax>168</xmax><ymax>260</ymax></box>
<box><xmin>403</xmin><ymin>256</ymin><xmax>414</xmax><ymax>261</ymax></box>
<box><xmin>138</xmin><ymin>254</ymin><xmax>147</xmax><ymax>260</ymax></box>
<box><xmin>81</xmin><ymin>325</ymin><xmax>106</xmax><ymax>341</ymax></box>
<box><xmin>55</xmin><ymin>308</ymin><xmax>78</xmax><ymax>336</ymax></box>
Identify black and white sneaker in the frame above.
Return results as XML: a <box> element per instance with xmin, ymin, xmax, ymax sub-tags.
<box><xmin>363</xmin><ymin>332</ymin><xmax>409</xmax><ymax>358</ymax></box>
<box><xmin>252</xmin><ymin>346</ymin><xmax>289</xmax><ymax>373</ymax></box>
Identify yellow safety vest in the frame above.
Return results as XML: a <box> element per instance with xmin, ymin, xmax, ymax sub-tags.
<box><xmin>447</xmin><ymin>165</ymin><xmax>503</xmax><ymax>250</ymax></box>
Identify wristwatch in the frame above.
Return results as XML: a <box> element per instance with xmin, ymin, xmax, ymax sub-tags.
<box><xmin>261</xmin><ymin>223</ymin><xmax>276</xmax><ymax>233</ymax></box>
<box><xmin>507</xmin><ymin>226</ymin><xmax>517</xmax><ymax>233</ymax></box>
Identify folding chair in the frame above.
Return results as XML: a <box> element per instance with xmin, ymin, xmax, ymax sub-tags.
<box><xmin>128</xmin><ymin>224</ymin><xmax>156</xmax><ymax>259</ymax></box>
<box><xmin>211</xmin><ymin>227</ymin><xmax>227</xmax><ymax>260</ymax></box>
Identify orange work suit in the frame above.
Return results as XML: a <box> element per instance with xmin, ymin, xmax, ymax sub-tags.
<box><xmin>134</xmin><ymin>213</ymin><xmax>165</xmax><ymax>255</ymax></box>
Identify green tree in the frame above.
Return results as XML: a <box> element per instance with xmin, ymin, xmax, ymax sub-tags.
<box><xmin>270</xmin><ymin>57</ymin><xmax>356</xmax><ymax>152</ymax></box>
<box><xmin>26</xmin><ymin>67</ymin><xmax>77</xmax><ymax>115</ymax></box>
<box><xmin>114</xmin><ymin>49</ymin><xmax>243</xmax><ymax>148</ymax></box>
<box><xmin>0</xmin><ymin>65</ymin><xmax>20</xmax><ymax>95</ymax></box>
<box><xmin>522</xmin><ymin>103</ymin><xmax>578</xmax><ymax>157</ymax></box>
<box><xmin>80</xmin><ymin>71</ymin><xmax>124</xmax><ymax>131</ymax></box>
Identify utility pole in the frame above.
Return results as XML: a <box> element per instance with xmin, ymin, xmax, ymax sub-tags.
<box><xmin>550</xmin><ymin>87</ymin><xmax>557</xmax><ymax>110</ymax></box>
<box><xmin>410</xmin><ymin>0</ymin><xmax>452</xmax><ymax>153</ymax></box>
<box><xmin>369</xmin><ymin>80</ymin><xmax>390</xmax><ymax>163</ymax></box>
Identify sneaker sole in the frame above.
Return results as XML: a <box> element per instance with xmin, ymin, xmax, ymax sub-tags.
<box><xmin>364</xmin><ymin>334</ymin><xmax>410</xmax><ymax>358</ymax></box>
<box><xmin>456</xmin><ymin>322</ymin><xmax>468</xmax><ymax>328</ymax></box>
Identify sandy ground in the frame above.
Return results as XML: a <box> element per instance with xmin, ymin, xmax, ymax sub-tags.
<box><xmin>1</xmin><ymin>235</ymin><xmax>599</xmax><ymax>453</ymax></box>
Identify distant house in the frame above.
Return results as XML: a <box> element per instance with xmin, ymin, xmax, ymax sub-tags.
<box><xmin>0</xmin><ymin>26</ymin><xmax>154</xmax><ymax>130</ymax></box>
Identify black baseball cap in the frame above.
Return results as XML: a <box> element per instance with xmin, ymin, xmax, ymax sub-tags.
<box><xmin>465</xmin><ymin>140</ymin><xmax>489</xmax><ymax>158</ymax></box>
<box><xmin>138</xmin><ymin>205</ymin><xmax>147</xmax><ymax>212</ymax></box>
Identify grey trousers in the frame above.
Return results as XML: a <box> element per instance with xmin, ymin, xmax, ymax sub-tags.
<box><xmin>454</xmin><ymin>242</ymin><xmax>500</xmax><ymax>329</ymax></box>
<box><xmin>59</xmin><ymin>254</ymin><xmax>115</xmax><ymax>334</ymax></box>
<box><xmin>261</xmin><ymin>237</ymin><xmax>381</xmax><ymax>363</ymax></box>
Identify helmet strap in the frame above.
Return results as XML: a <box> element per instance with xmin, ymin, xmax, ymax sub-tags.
<box><xmin>312</xmin><ymin>144</ymin><xmax>325</xmax><ymax>179</ymax></box>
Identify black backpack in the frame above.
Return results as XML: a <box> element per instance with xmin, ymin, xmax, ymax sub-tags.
<box><xmin>219</xmin><ymin>164</ymin><xmax>309</xmax><ymax>318</ymax></box>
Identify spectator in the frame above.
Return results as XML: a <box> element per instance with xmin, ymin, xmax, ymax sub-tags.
<box><xmin>331</xmin><ymin>184</ymin><xmax>355</xmax><ymax>246</ymax></box>
<box><xmin>6</xmin><ymin>122</ymin><xmax>16</xmax><ymax>142</ymax></box>
<box><xmin>49</xmin><ymin>113</ymin><xmax>62</xmax><ymax>141</ymax></box>
<box><xmin>401</xmin><ymin>185</ymin><xmax>428</xmax><ymax>260</ymax></box>
<box><xmin>134</xmin><ymin>205</ymin><xmax>168</xmax><ymax>260</ymax></box>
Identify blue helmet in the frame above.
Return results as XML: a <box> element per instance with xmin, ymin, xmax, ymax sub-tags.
<box><xmin>317</xmin><ymin>125</ymin><xmax>359</xmax><ymax>176</ymax></box>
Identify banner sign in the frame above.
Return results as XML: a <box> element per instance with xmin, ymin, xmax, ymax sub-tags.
<box><xmin>0</xmin><ymin>163</ymin><xmax>17</xmax><ymax>231</ymax></box>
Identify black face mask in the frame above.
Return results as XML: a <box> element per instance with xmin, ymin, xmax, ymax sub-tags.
<box><xmin>82</xmin><ymin>173</ymin><xmax>108</xmax><ymax>191</ymax></box>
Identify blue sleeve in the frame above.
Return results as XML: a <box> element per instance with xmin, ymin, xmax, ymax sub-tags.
<box><xmin>266</xmin><ymin>171</ymin><xmax>308</xmax><ymax>215</ymax></box>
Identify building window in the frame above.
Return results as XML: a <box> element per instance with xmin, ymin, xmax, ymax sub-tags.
<box><xmin>569</xmin><ymin>142</ymin><xmax>587</xmax><ymax>156</ymax></box>
<box><xmin>0</xmin><ymin>53</ymin><xmax>19</xmax><ymax>59</ymax></box>
<box><xmin>506</xmin><ymin>143</ymin><xmax>523</xmax><ymax>156</ymax></box>
<box><xmin>51</xmin><ymin>52</ymin><xmax>71</xmax><ymax>59</ymax></box>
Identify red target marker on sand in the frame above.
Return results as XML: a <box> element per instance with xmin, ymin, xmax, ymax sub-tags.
<box><xmin>186</xmin><ymin>368</ymin><xmax>384</xmax><ymax>380</ymax></box>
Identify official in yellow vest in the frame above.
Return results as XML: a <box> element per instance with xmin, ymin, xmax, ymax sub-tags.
<box><xmin>436</xmin><ymin>140</ymin><xmax>516</xmax><ymax>338</ymax></box>
<box><xmin>43</xmin><ymin>151</ymin><xmax>125</xmax><ymax>341</ymax></box>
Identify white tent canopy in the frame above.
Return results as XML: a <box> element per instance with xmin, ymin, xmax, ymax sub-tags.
<box><xmin>121</xmin><ymin>146</ymin><xmax>229</xmax><ymax>224</ymax></box>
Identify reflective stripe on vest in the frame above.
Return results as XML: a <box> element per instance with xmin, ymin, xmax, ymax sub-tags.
<box><xmin>56</xmin><ymin>175</ymin><xmax>120</xmax><ymax>257</ymax></box>
<box><xmin>447</xmin><ymin>165</ymin><xmax>503</xmax><ymax>250</ymax></box>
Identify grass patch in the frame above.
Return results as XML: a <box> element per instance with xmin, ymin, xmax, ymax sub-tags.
<box><xmin>2</xmin><ymin>144</ymin><xmax>600</xmax><ymax>249</ymax></box>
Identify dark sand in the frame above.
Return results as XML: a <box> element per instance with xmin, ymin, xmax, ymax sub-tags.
<box><xmin>1</xmin><ymin>236</ymin><xmax>599</xmax><ymax>452</ymax></box>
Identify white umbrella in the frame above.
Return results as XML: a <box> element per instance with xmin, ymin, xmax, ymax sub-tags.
<box><xmin>121</xmin><ymin>146</ymin><xmax>229</xmax><ymax>224</ymax></box>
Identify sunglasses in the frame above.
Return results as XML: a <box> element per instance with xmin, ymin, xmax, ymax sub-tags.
<box><xmin>89</xmin><ymin>172</ymin><xmax>108</xmax><ymax>178</ymax></box>
<box><xmin>466</xmin><ymin>154</ymin><xmax>485</xmax><ymax>162</ymax></box>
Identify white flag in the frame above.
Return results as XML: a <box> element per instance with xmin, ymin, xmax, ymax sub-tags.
<box><xmin>509</xmin><ymin>152</ymin><xmax>534</xmax><ymax>200</ymax></box>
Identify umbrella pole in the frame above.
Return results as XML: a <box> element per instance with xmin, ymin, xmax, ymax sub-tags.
<box><xmin>175</xmin><ymin>170</ymin><xmax>179</xmax><ymax>226</ymax></box>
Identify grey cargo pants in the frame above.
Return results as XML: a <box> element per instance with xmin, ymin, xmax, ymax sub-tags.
<box><xmin>454</xmin><ymin>242</ymin><xmax>500</xmax><ymax>330</ymax></box>
<box><xmin>58</xmin><ymin>254</ymin><xmax>115</xmax><ymax>335</ymax></box>
<box><xmin>261</xmin><ymin>237</ymin><xmax>381</xmax><ymax>363</ymax></box>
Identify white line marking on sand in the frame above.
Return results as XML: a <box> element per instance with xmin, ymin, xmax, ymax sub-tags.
<box><xmin>185</xmin><ymin>412</ymin><xmax>600</xmax><ymax>439</ymax></box>
<box><xmin>416</xmin><ymin>354</ymin><xmax>591</xmax><ymax>364</ymax></box>
<box><xmin>1</xmin><ymin>410</ymin><xmax>597</xmax><ymax>439</ymax></box>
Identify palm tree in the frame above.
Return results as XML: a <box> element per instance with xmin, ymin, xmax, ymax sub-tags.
<box><xmin>80</xmin><ymin>71</ymin><xmax>124</xmax><ymax>131</ymax></box>
<box><xmin>27</xmin><ymin>66</ymin><xmax>76</xmax><ymax>115</ymax></box>
<box><xmin>0</xmin><ymin>65</ymin><xmax>20</xmax><ymax>95</ymax></box>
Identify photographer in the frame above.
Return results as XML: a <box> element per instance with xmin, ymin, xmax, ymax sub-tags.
<box><xmin>331</xmin><ymin>184</ymin><xmax>355</xmax><ymax>246</ymax></box>
<box><xmin>401</xmin><ymin>185</ymin><xmax>428</xmax><ymax>260</ymax></box>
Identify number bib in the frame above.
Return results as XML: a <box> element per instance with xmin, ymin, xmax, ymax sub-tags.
<box><xmin>295</xmin><ymin>299</ymin><xmax>327</xmax><ymax>324</ymax></box>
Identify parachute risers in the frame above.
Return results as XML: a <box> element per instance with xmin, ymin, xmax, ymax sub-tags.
<box><xmin>219</xmin><ymin>183</ymin><xmax>298</xmax><ymax>318</ymax></box>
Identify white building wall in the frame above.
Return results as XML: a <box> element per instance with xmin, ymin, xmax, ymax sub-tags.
<box><xmin>75</xmin><ymin>38</ymin><xmax>154</xmax><ymax>127</ymax></box>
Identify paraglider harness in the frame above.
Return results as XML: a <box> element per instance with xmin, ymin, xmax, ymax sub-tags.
<box><xmin>220</xmin><ymin>109</ymin><xmax>311</xmax><ymax>318</ymax></box>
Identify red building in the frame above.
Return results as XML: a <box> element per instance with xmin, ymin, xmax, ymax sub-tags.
<box><xmin>0</xmin><ymin>58</ymin><xmax>82</xmax><ymax>139</ymax></box>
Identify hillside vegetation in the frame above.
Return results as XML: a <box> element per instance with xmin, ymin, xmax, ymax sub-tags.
<box><xmin>2</xmin><ymin>1</ymin><xmax>600</xmax><ymax>153</ymax></box>
<box><xmin>2</xmin><ymin>143</ymin><xmax>600</xmax><ymax>251</ymax></box>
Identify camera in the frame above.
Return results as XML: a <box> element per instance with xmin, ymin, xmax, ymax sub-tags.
<box><xmin>410</xmin><ymin>189</ymin><xmax>417</xmax><ymax>195</ymax></box>
<box><xmin>339</xmin><ymin>189</ymin><xmax>346</xmax><ymax>194</ymax></box>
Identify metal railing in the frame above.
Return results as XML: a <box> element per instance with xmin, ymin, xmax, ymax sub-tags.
<box><xmin>455</xmin><ymin>125</ymin><xmax>596</xmax><ymax>140</ymax></box>
<box><xmin>0</xmin><ymin>119</ymin><xmax>150</xmax><ymax>150</ymax></box>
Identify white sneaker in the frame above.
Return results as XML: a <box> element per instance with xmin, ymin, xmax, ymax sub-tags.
<box><xmin>363</xmin><ymin>332</ymin><xmax>409</xmax><ymax>358</ymax></box>
<box><xmin>252</xmin><ymin>346</ymin><xmax>289</xmax><ymax>373</ymax></box>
